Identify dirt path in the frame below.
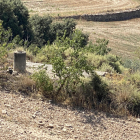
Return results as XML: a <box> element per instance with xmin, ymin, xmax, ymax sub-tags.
<box><xmin>1</xmin><ymin>89</ymin><xmax>140</xmax><ymax>139</ymax></box>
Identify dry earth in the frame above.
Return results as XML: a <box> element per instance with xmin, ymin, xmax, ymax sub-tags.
<box><xmin>76</xmin><ymin>18</ymin><xmax>140</xmax><ymax>59</ymax></box>
<box><xmin>0</xmin><ymin>62</ymin><xmax>140</xmax><ymax>139</ymax></box>
<box><xmin>22</xmin><ymin>0</ymin><xmax>140</xmax><ymax>16</ymax></box>
<box><xmin>1</xmin><ymin>89</ymin><xmax>140</xmax><ymax>140</ymax></box>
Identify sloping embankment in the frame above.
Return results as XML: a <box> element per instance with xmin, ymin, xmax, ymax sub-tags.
<box><xmin>57</xmin><ymin>8</ymin><xmax>140</xmax><ymax>21</ymax></box>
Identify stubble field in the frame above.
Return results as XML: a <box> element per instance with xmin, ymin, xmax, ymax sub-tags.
<box><xmin>22</xmin><ymin>0</ymin><xmax>140</xmax><ymax>59</ymax></box>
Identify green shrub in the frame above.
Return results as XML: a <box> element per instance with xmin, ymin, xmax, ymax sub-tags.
<box><xmin>27</xmin><ymin>44</ymin><xmax>40</xmax><ymax>56</ymax></box>
<box><xmin>0</xmin><ymin>20</ymin><xmax>12</xmax><ymax>45</ymax></box>
<box><xmin>70</xmin><ymin>73</ymin><xmax>110</xmax><ymax>109</ymax></box>
<box><xmin>50</xmin><ymin>18</ymin><xmax>76</xmax><ymax>43</ymax></box>
<box><xmin>29</xmin><ymin>14</ymin><xmax>52</xmax><ymax>47</ymax></box>
<box><xmin>106</xmin><ymin>54</ymin><xmax>122</xmax><ymax>73</ymax></box>
<box><xmin>99</xmin><ymin>63</ymin><xmax>115</xmax><ymax>73</ymax></box>
<box><xmin>0</xmin><ymin>0</ymin><xmax>32</xmax><ymax>41</ymax></box>
<box><xmin>0</xmin><ymin>46</ymin><xmax>7</xmax><ymax>67</ymax></box>
<box><xmin>36</xmin><ymin>44</ymin><xmax>60</xmax><ymax>63</ymax></box>
<box><xmin>109</xmin><ymin>82</ymin><xmax>140</xmax><ymax>116</ymax></box>
<box><xmin>85</xmin><ymin>39</ymin><xmax>111</xmax><ymax>55</ymax></box>
<box><xmin>70</xmin><ymin>29</ymin><xmax>89</xmax><ymax>48</ymax></box>
<box><xmin>122</xmin><ymin>58</ymin><xmax>140</xmax><ymax>73</ymax></box>
<box><xmin>86</xmin><ymin>53</ymin><xmax>107</xmax><ymax>68</ymax></box>
<box><xmin>126</xmin><ymin>71</ymin><xmax>140</xmax><ymax>88</ymax></box>
<box><xmin>32</xmin><ymin>70</ymin><xmax>53</xmax><ymax>97</ymax></box>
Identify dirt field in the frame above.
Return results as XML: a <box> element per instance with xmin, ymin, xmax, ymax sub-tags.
<box><xmin>22</xmin><ymin>0</ymin><xmax>140</xmax><ymax>17</ymax></box>
<box><xmin>77</xmin><ymin>18</ymin><xmax>140</xmax><ymax>59</ymax></box>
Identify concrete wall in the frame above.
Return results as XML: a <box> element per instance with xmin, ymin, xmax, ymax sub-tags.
<box><xmin>58</xmin><ymin>8</ymin><xmax>140</xmax><ymax>21</ymax></box>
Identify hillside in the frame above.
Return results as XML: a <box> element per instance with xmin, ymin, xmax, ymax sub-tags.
<box><xmin>22</xmin><ymin>0</ymin><xmax>139</xmax><ymax>17</ymax></box>
<box><xmin>21</xmin><ymin>0</ymin><xmax>140</xmax><ymax>58</ymax></box>
<box><xmin>1</xmin><ymin>90</ymin><xmax>140</xmax><ymax>139</ymax></box>
<box><xmin>1</xmin><ymin>0</ymin><xmax>140</xmax><ymax>139</ymax></box>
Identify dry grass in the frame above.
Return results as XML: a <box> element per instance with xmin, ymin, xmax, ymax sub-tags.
<box><xmin>17</xmin><ymin>75</ymin><xmax>36</xmax><ymax>95</ymax></box>
<box><xmin>0</xmin><ymin>71</ymin><xmax>37</xmax><ymax>96</ymax></box>
<box><xmin>21</xmin><ymin>0</ymin><xmax>140</xmax><ymax>60</ymax></box>
<box><xmin>76</xmin><ymin>18</ymin><xmax>140</xmax><ymax>59</ymax></box>
<box><xmin>21</xmin><ymin>0</ymin><xmax>140</xmax><ymax>59</ymax></box>
<box><xmin>22</xmin><ymin>0</ymin><xmax>140</xmax><ymax>17</ymax></box>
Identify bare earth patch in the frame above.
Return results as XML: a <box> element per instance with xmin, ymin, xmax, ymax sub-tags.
<box><xmin>0</xmin><ymin>90</ymin><xmax>140</xmax><ymax>139</ymax></box>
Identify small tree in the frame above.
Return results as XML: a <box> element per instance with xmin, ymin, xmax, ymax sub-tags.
<box><xmin>29</xmin><ymin>15</ymin><xmax>52</xmax><ymax>47</ymax></box>
<box><xmin>0</xmin><ymin>0</ymin><xmax>32</xmax><ymax>41</ymax></box>
<box><xmin>51</xmin><ymin>35</ymin><xmax>93</xmax><ymax>97</ymax></box>
<box><xmin>49</xmin><ymin>18</ymin><xmax>76</xmax><ymax>43</ymax></box>
<box><xmin>86</xmin><ymin>39</ymin><xmax>111</xmax><ymax>55</ymax></box>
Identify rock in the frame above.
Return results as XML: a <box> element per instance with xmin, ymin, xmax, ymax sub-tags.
<box><xmin>95</xmin><ymin>71</ymin><xmax>108</xmax><ymax>76</ymax></box>
<box><xmin>4</xmin><ymin>104</ymin><xmax>13</xmax><ymax>109</ymax></box>
<box><xmin>32</xmin><ymin>114</ymin><xmax>36</xmax><ymax>119</ymax></box>
<box><xmin>57</xmin><ymin>124</ymin><xmax>64</xmax><ymax>129</ymax></box>
<box><xmin>5</xmin><ymin>104</ymin><xmax>11</xmax><ymax>108</ymax></box>
<box><xmin>74</xmin><ymin>136</ymin><xmax>78</xmax><ymax>139</ymax></box>
<box><xmin>7</xmin><ymin>67</ymin><xmax>13</xmax><ymax>74</ymax></box>
<box><xmin>38</xmin><ymin>121</ymin><xmax>45</xmax><ymax>126</ymax></box>
<box><xmin>34</xmin><ymin>111</ymin><xmax>42</xmax><ymax>117</ymax></box>
<box><xmin>46</xmin><ymin>124</ymin><xmax>54</xmax><ymax>129</ymax></box>
<box><xmin>136</xmin><ymin>118</ymin><xmax>140</xmax><ymax>123</ymax></box>
<box><xmin>20</xmin><ymin>98</ymin><xmax>24</xmax><ymax>103</ymax></box>
<box><xmin>48</xmin><ymin>106</ymin><xmax>54</xmax><ymax>110</ymax></box>
<box><xmin>65</xmin><ymin>124</ymin><xmax>73</xmax><ymax>128</ymax></box>
<box><xmin>62</xmin><ymin>128</ymin><xmax>67</xmax><ymax>132</ymax></box>
<box><xmin>2</xmin><ymin>110</ymin><xmax>7</xmax><ymax>114</ymax></box>
<box><xmin>12</xmin><ymin>71</ymin><xmax>18</xmax><ymax>76</ymax></box>
<box><xmin>49</xmin><ymin>100</ymin><xmax>52</xmax><ymax>104</ymax></box>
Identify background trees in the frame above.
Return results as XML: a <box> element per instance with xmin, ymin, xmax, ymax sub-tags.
<box><xmin>0</xmin><ymin>0</ymin><xmax>32</xmax><ymax>41</ymax></box>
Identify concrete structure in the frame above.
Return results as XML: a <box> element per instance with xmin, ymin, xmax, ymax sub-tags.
<box><xmin>13</xmin><ymin>51</ymin><xmax>26</xmax><ymax>73</ymax></box>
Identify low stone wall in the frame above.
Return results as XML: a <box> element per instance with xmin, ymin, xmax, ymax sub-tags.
<box><xmin>58</xmin><ymin>8</ymin><xmax>140</xmax><ymax>21</ymax></box>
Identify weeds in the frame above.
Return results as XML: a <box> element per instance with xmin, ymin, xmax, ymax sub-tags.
<box><xmin>32</xmin><ymin>70</ymin><xmax>53</xmax><ymax>98</ymax></box>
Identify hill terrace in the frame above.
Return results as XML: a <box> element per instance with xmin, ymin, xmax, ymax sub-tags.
<box><xmin>57</xmin><ymin>8</ymin><xmax>140</xmax><ymax>21</ymax></box>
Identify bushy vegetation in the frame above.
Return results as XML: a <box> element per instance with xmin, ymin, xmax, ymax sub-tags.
<box><xmin>0</xmin><ymin>0</ymin><xmax>32</xmax><ymax>41</ymax></box>
<box><xmin>1</xmin><ymin>0</ymin><xmax>140</xmax><ymax>117</ymax></box>
<box><xmin>32</xmin><ymin>70</ymin><xmax>53</xmax><ymax>97</ymax></box>
<box><xmin>122</xmin><ymin>58</ymin><xmax>140</xmax><ymax>73</ymax></box>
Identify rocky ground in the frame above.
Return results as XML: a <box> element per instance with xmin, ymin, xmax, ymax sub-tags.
<box><xmin>1</xmin><ymin>88</ymin><xmax>140</xmax><ymax>140</ymax></box>
<box><xmin>0</xmin><ymin>61</ymin><xmax>140</xmax><ymax>140</ymax></box>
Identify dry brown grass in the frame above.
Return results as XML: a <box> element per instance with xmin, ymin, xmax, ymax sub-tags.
<box><xmin>0</xmin><ymin>71</ymin><xmax>37</xmax><ymax>96</ymax></box>
<box><xmin>22</xmin><ymin>0</ymin><xmax>140</xmax><ymax>17</ymax></box>
<box><xmin>76</xmin><ymin>18</ymin><xmax>140</xmax><ymax>59</ymax></box>
<box><xmin>17</xmin><ymin>75</ymin><xmax>36</xmax><ymax>95</ymax></box>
